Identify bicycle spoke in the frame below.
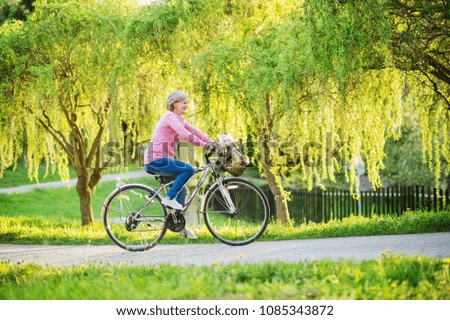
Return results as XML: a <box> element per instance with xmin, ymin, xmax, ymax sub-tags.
<box><xmin>211</xmin><ymin>192</ymin><xmax>229</xmax><ymax>209</ymax></box>
<box><xmin>203</xmin><ymin>178</ymin><xmax>269</xmax><ymax>246</ymax></box>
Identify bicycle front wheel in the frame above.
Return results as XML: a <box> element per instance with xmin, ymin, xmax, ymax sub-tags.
<box><xmin>203</xmin><ymin>177</ymin><xmax>270</xmax><ymax>246</ymax></box>
<box><xmin>102</xmin><ymin>184</ymin><xmax>168</xmax><ymax>251</ymax></box>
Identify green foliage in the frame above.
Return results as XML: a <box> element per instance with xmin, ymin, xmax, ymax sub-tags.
<box><xmin>0</xmin><ymin>18</ymin><xmax>26</xmax><ymax>176</ymax></box>
<box><xmin>302</xmin><ymin>0</ymin><xmax>392</xmax><ymax>90</ymax></box>
<box><xmin>0</xmin><ymin>0</ymin><xmax>34</xmax><ymax>23</ymax></box>
<box><xmin>127</xmin><ymin>0</ymin><xmax>183</xmax><ymax>50</ymax></box>
<box><xmin>382</xmin><ymin>112</ymin><xmax>436</xmax><ymax>186</ymax></box>
<box><xmin>0</xmin><ymin>0</ymin><xmax>137</xmax><ymax>180</ymax></box>
<box><xmin>295</xmin><ymin>1</ymin><xmax>450</xmax><ymax>188</ymax></box>
<box><xmin>391</xmin><ymin>0</ymin><xmax>449</xmax><ymax>80</ymax></box>
<box><xmin>191</xmin><ymin>2</ymin><xmax>405</xmax><ymax>195</ymax></box>
<box><xmin>0</xmin><ymin>254</ymin><xmax>448</xmax><ymax>299</ymax></box>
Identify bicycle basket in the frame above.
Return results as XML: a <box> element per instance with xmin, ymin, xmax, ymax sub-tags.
<box><xmin>220</xmin><ymin>146</ymin><xmax>250</xmax><ymax>176</ymax></box>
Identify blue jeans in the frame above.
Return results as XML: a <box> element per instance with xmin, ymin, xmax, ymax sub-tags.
<box><xmin>145</xmin><ymin>158</ymin><xmax>196</xmax><ymax>207</ymax></box>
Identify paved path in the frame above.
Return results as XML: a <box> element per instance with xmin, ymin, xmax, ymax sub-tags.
<box><xmin>0</xmin><ymin>170</ymin><xmax>149</xmax><ymax>194</ymax></box>
<box><xmin>1</xmin><ymin>232</ymin><xmax>449</xmax><ymax>267</ymax></box>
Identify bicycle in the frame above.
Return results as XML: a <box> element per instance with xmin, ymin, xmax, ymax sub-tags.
<box><xmin>101</xmin><ymin>150</ymin><xmax>270</xmax><ymax>252</ymax></box>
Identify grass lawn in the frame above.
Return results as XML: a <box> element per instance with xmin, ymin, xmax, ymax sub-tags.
<box><xmin>0</xmin><ymin>176</ymin><xmax>159</xmax><ymax>222</ymax></box>
<box><xmin>0</xmin><ymin>254</ymin><xmax>448</xmax><ymax>299</ymax></box>
<box><xmin>0</xmin><ymin>164</ymin><xmax>449</xmax><ymax>245</ymax></box>
<box><xmin>0</xmin><ymin>162</ymin><xmax>145</xmax><ymax>188</ymax></box>
<box><xmin>0</xmin><ymin>163</ymin><xmax>76</xmax><ymax>188</ymax></box>
<box><xmin>1</xmin><ymin>209</ymin><xmax>449</xmax><ymax>246</ymax></box>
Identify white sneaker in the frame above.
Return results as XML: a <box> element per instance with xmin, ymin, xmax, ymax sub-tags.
<box><xmin>179</xmin><ymin>228</ymin><xmax>197</xmax><ymax>239</ymax></box>
<box><xmin>161</xmin><ymin>197</ymin><xmax>183</xmax><ymax>210</ymax></box>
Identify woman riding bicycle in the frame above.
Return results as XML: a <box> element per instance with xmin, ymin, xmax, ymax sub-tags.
<box><xmin>144</xmin><ymin>90</ymin><xmax>216</xmax><ymax>239</ymax></box>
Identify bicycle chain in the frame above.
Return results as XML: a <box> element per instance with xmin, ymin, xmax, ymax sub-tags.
<box><xmin>165</xmin><ymin>212</ymin><xmax>186</xmax><ymax>232</ymax></box>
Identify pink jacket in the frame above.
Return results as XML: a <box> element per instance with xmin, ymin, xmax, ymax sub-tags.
<box><xmin>144</xmin><ymin>110</ymin><xmax>212</xmax><ymax>164</ymax></box>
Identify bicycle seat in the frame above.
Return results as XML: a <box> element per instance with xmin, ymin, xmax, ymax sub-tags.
<box><xmin>146</xmin><ymin>169</ymin><xmax>166</xmax><ymax>182</ymax></box>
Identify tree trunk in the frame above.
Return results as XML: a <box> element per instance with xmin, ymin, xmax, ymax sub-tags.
<box><xmin>261</xmin><ymin>138</ymin><xmax>291</xmax><ymax>225</ymax></box>
<box><xmin>260</xmin><ymin>92</ymin><xmax>291</xmax><ymax>225</ymax></box>
<box><xmin>76</xmin><ymin>174</ymin><xmax>94</xmax><ymax>226</ymax></box>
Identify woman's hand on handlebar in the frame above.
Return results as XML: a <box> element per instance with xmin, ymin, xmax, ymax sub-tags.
<box><xmin>204</xmin><ymin>141</ymin><xmax>219</xmax><ymax>154</ymax></box>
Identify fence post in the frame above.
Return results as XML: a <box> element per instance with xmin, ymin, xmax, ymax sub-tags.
<box><xmin>446</xmin><ymin>187</ymin><xmax>450</xmax><ymax>210</ymax></box>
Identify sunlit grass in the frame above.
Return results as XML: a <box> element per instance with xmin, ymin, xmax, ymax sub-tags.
<box><xmin>0</xmin><ymin>216</ymin><xmax>218</xmax><ymax>245</ymax></box>
<box><xmin>0</xmin><ymin>164</ymin><xmax>77</xmax><ymax>188</ymax></box>
<box><xmin>260</xmin><ymin>210</ymin><xmax>450</xmax><ymax>240</ymax></box>
<box><xmin>0</xmin><ymin>218</ymin><xmax>108</xmax><ymax>245</ymax></box>
<box><xmin>0</xmin><ymin>254</ymin><xmax>448</xmax><ymax>299</ymax></box>
<box><xmin>1</xmin><ymin>210</ymin><xmax>449</xmax><ymax>246</ymax></box>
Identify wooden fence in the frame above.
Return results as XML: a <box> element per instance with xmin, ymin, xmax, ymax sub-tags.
<box><xmin>261</xmin><ymin>185</ymin><xmax>450</xmax><ymax>224</ymax></box>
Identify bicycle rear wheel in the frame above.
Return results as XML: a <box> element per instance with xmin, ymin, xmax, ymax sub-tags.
<box><xmin>102</xmin><ymin>184</ymin><xmax>167</xmax><ymax>251</ymax></box>
<box><xmin>203</xmin><ymin>177</ymin><xmax>270</xmax><ymax>246</ymax></box>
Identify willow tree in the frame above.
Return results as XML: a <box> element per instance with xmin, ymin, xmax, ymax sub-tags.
<box><xmin>389</xmin><ymin>0</ymin><xmax>450</xmax><ymax>187</ymax></box>
<box><xmin>286</xmin><ymin>0</ymin><xmax>401</xmax><ymax>191</ymax></box>
<box><xmin>191</xmin><ymin>0</ymin><xmax>404</xmax><ymax>223</ymax></box>
<box><xmin>189</xmin><ymin>0</ymin><xmax>306</xmax><ymax>224</ymax></box>
<box><xmin>302</xmin><ymin>0</ymin><xmax>449</xmax><ymax>188</ymax></box>
<box><xmin>0</xmin><ymin>0</ymin><xmax>142</xmax><ymax>225</ymax></box>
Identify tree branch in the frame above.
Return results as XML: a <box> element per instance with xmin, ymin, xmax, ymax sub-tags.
<box><xmin>264</xmin><ymin>92</ymin><xmax>274</xmax><ymax>133</ymax></box>
<box><xmin>88</xmin><ymin>147</ymin><xmax>103</xmax><ymax>190</ymax></box>
<box><xmin>41</xmin><ymin>110</ymin><xmax>74</xmax><ymax>158</ymax></box>
<box><xmin>426</xmin><ymin>54</ymin><xmax>450</xmax><ymax>86</ymax></box>
<box><xmin>24</xmin><ymin>101</ymin><xmax>75</xmax><ymax>161</ymax></box>
<box><xmin>36</xmin><ymin>117</ymin><xmax>74</xmax><ymax>161</ymax></box>
<box><xmin>421</xmin><ymin>71</ymin><xmax>450</xmax><ymax>112</ymax></box>
<box><xmin>86</xmin><ymin>98</ymin><xmax>111</xmax><ymax>168</ymax></box>
<box><xmin>58</xmin><ymin>94</ymin><xmax>87</xmax><ymax>167</ymax></box>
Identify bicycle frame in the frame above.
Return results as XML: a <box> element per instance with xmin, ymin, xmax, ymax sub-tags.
<box><xmin>131</xmin><ymin>156</ymin><xmax>237</xmax><ymax>221</ymax></box>
<box><xmin>177</xmin><ymin>161</ymin><xmax>238</xmax><ymax>215</ymax></box>
<box><xmin>156</xmin><ymin>163</ymin><xmax>214</xmax><ymax>213</ymax></box>
<box><xmin>126</xmin><ymin>162</ymin><xmax>214</xmax><ymax>222</ymax></box>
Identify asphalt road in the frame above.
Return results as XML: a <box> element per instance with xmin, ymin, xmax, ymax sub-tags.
<box><xmin>1</xmin><ymin>232</ymin><xmax>449</xmax><ymax>267</ymax></box>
